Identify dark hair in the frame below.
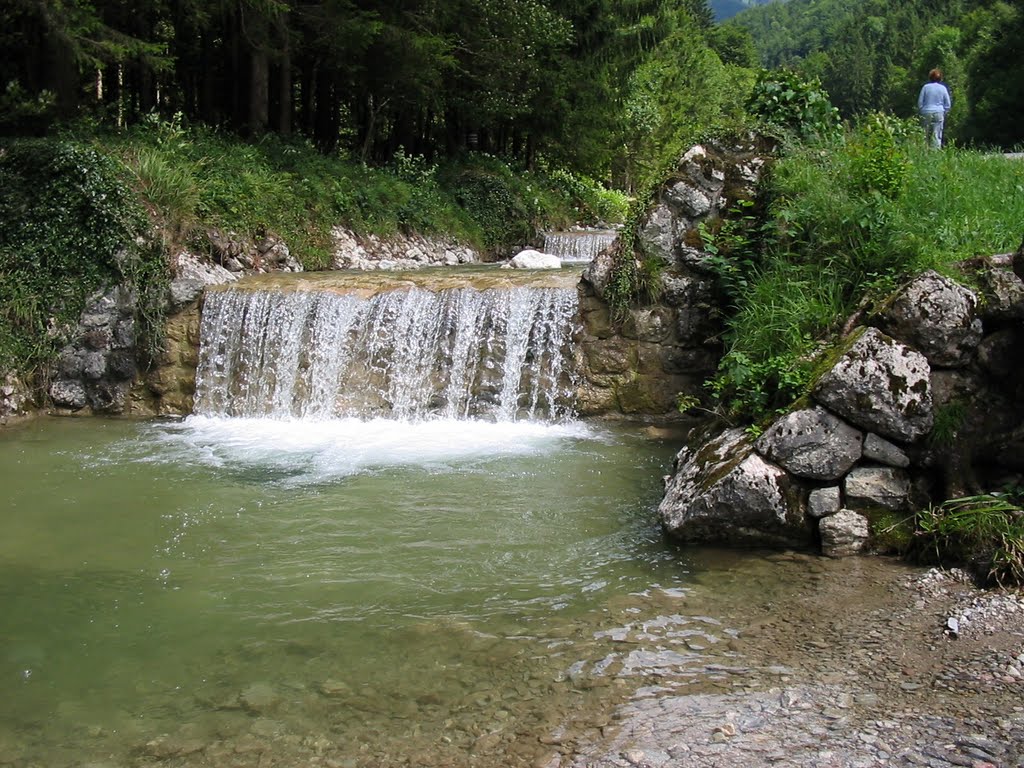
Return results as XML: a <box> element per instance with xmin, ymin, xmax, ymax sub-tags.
<box><xmin>929</xmin><ymin>68</ymin><xmax>943</xmax><ymax>82</ymax></box>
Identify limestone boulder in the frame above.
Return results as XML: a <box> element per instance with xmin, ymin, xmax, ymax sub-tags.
<box><xmin>819</xmin><ymin>510</ymin><xmax>870</xmax><ymax>557</ymax></box>
<box><xmin>812</xmin><ymin>328</ymin><xmax>933</xmax><ymax>443</ymax></box>
<box><xmin>581</xmin><ymin>250</ymin><xmax>615</xmax><ymax>297</ymax></box>
<box><xmin>808</xmin><ymin>487</ymin><xmax>841</xmax><ymax>519</ymax></box>
<box><xmin>975</xmin><ymin>263</ymin><xmax>1024</xmax><ymax>321</ymax></box>
<box><xmin>0</xmin><ymin>373</ymin><xmax>32</xmax><ymax>422</ymax></box>
<box><xmin>659</xmin><ymin>428</ymin><xmax>810</xmax><ymax>547</ymax></box>
<box><xmin>754</xmin><ymin>406</ymin><xmax>863</xmax><ymax>480</ymax></box>
<box><xmin>663</xmin><ymin>179</ymin><xmax>715</xmax><ymax>218</ymax></box>
<box><xmin>862</xmin><ymin>433</ymin><xmax>910</xmax><ymax>468</ymax></box>
<box><xmin>636</xmin><ymin>203</ymin><xmax>681</xmax><ymax>265</ymax></box>
<box><xmin>168</xmin><ymin>278</ymin><xmax>205</xmax><ymax>310</ymax></box>
<box><xmin>844</xmin><ymin>467</ymin><xmax>911</xmax><ymax>511</ymax></box>
<box><xmin>878</xmin><ymin>270</ymin><xmax>982</xmax><ymax>367</ymax></box>
<box><xmin>49</xmin><ymin>380</ymin><xmax>88</xmax><ymax>410</ymax></box>
<box><xmin>174</xmin><ymin>250</ymin><xmax>238</xmax><ymax>285</ymax></box>
<box><xmin>502</xmin><ymin>249</ymin><xmax>561</xmax><ymax>270</ymax></box>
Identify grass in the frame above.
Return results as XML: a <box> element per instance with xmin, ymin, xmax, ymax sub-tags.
<box><xmin>709</xmin><ymin>120</ymin><xmax>1024</xmax><ymax>422</ymax></box>
<box><xmin>912</xmin><ymin>494</ymin><xmax>1024</xmax><ymax>587</ymax></box>
<box><xmin>99</xmin><ymin>118</ymin><xmax>629</xmax><ymax>269</ymax></box>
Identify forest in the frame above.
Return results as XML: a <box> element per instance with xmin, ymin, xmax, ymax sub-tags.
<box><xmin>730</xmin><ymin>0</ymin><xmax>1024</xmax><ymax>146</ymax></box>
<box><xmin>0</xmin><ymin>0</ymin><xmax>747</xmax><ymax>186</ymax></box>
<box><xmin>2</xmin><ymin>0</ymin><xmax>1021</xmax><ymax>183</ymax></box>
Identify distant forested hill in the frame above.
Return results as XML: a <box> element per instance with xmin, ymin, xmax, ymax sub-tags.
<box><xmin>711</xmin><ymin>0</ymin><xmax>782</xmax><ymax>21</ymax></box>
<box><xmin>728</xmin><ymin>0</ymin><xmax>1024</xmax><ymax>147</ymax></box>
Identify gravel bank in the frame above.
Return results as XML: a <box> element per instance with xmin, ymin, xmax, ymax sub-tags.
<box><xmin>567</xmin><ymin>559</ymin><xmax>1024</xmax><ymax>768</ymax></box>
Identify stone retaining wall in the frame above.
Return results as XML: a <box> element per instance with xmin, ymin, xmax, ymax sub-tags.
<box><xmin>659</xmin><ymin>262</ymin><xmax>1024</xmax><ymax>555</ymax></box>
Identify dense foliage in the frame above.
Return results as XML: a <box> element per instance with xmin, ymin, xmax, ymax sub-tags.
<box><xmin>0</xmin><ymin>139</ymin><xmax>166</xmax><ymax>371</ymax></box>
<box><xmin>731</xmin><ymin>0</ymin><xmax>1024</xmax><ymax>147</ymax></box>
<box><xmin>1</xmin><ymin>0</ymin><xmax>731</xmax><ymax>182</ymax></box>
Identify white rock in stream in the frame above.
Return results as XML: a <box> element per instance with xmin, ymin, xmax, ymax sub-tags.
<box><xmin>502</xmin><ymin>249</ymin><xmax>562</xmax><ymax>269</ymax></box>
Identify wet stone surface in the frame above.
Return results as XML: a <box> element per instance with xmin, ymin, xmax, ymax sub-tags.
<box><xmin>569</xmin><ymin>558</ymin><xmax>1024</xmax><ymax>768</ymax></box>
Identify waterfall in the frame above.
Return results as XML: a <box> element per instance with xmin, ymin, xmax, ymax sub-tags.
<box><xmin>542</xmin><ymin>229</ymin><xmax>618</xmax><ymax>263</ymax></box>
<box><xmin>194</xmin><ymin>285</ymin><xmax>580</xmax><ymax>422</ymax></box>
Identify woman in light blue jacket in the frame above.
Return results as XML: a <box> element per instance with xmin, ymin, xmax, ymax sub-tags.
<box><xmin>918</xmin><ymin>69</ymin><xmax>952</xmax><ymax>148</ymax></box>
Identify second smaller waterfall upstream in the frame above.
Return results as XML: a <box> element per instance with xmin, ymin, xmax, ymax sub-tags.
<box><xmin>542</xmin><ymin>229</ymin><xmax>617</xmax><ymax>263</ymax></box>
<box><xmin>194</xmin><ymin>282</ymin><xmax>580</xmax><ymax>422</ymax></box>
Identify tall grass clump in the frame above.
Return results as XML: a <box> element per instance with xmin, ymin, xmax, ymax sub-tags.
<box><xmin>911</xmin><ymin>494</ymin><xmax>1024</xmax><ymax>587</ymax></box>
<box><xmin>711</xmin><ymin>113</ymin><xmax>1024</xmax><ymax>422</ymax></box>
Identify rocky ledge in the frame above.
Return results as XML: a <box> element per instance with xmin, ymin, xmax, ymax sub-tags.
<box><xmin>660</xmin><ymin>260</ymin><xmax>1024</xmax><ymax>555</ymax></box>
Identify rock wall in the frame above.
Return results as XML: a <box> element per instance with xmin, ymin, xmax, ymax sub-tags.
<box><xmin>0</xmin><ymin>373</ymin><xmax>34</xmax><ymax>425</ymax></box>
<box><xmin>330</xmin><ymin>227</ymin><xmax>478</xmax><ymax>270</ymax></box>
<box><xmin>576</xmin><ymin>137</ymin><xmax>772</xmax><ymax>416</ymax></box>
<box><xmin>48</xmin><ymin>285</ymin><xmax>140</xmax><ymax>415</ymax></box>
<box><xmin>659</xmin><ymin>264</ymin><xmax>1024</xmax><ymax>555</ymax></box>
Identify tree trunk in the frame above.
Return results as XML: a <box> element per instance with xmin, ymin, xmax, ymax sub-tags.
<box><xmin>249</xmin><ymin>47</ymin><xmax>270</xmax><ymax>134</ymax></box>
<box><xmin>272</xmin><ymin>19</ymin><xmax>292</xmax><ymax>136</ymax></box>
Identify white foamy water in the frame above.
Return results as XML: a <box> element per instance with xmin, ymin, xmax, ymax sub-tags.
<box><xmin>194</xmin><ymin>284</ymin><xmax>580</xmax><ymax>422</ymax></box>
<box><xmin>542</xmin><ymin>229</ymin><xmax>618</xmax><ymax>263</ymax></box>
<box><xmin>148</xmin><ymin>415</ymin><xmax>600</xmax><ymax>486</ymax></box>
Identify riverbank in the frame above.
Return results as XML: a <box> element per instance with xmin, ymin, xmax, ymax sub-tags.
<box><xmin>568</xmin><ymin>558</ymin><xmax>1024</xmax><ymax>768</ymax></box>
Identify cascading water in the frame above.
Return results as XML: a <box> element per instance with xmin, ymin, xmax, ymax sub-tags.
<box><xmin>194</xmin><ymin>284</ymin><xmax>580</xmax><ymax>422</ymax></box>
<box><xmin>542</xmin><ymin>229</ymin><xmax>618</xmax><ymax>263</ymax></box>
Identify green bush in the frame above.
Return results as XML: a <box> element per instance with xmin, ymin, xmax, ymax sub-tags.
<box><xmin>912</xmin><ymin>495</ymin><xmax>1024</xmax><ymax>586</ymax></box>
<box><xmin>439</xmin><ymin>158</ymin><xmax>535</xmax><ymax>251</ymax></box>
<box><xmin>0</xmin><ymin>139</ymin><xmax>164</xmax><ymax>372</ymax></box>
<box><xmin>747</xmin><ymin>69</ymin><xmax>841</xmax><ymax>145</ymax></box>
<box><xmin>845</xmin><ymin>113</ymin><xmax>911</xmax><ymax>199</ymax></box>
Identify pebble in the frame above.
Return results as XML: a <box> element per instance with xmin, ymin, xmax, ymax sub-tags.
<box><xmin>564</xmin><ymin>566</ymin><xmax>1024</xmax><ymax>768</ymax></box>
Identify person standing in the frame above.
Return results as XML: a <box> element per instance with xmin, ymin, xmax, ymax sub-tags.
<box><xmin>918</xmin><ymin>68</ymin><xmax>952</xmax><ymax>148</ymax></box>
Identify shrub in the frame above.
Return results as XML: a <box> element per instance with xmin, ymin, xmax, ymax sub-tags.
<box><xmin>0</xmin><ymin>139</ymin><xmax>165</xmax><ymax>372</ymax></box>
<box><xmin>845</xmin><ymin>113</ymin><xmax>911</xmax><ymax>199</ymax></box>
<box><xmin>439</xmin><ymin>159</ymin><xmax>534</xmax><ymax>251</ymax></box>
<box><xmin>912</xmin><ymin>495</ymin><xmax>1024</xmax><ymax>586</ymax></box>
<box><xmin>747</xmin><ymin>69</ymin><xmax>842</xmax><ymax>145</ymax></box>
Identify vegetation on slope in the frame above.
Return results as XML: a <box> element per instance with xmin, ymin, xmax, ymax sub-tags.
<box><xmin>708</xmin><ymin>113</ymin><xmax>1024</xmax><ymax>423</ymax></box>
<box><xmin>0</xmin><ymin>139</ymin><xmax>162</xmax><ymax>373</ymax></box>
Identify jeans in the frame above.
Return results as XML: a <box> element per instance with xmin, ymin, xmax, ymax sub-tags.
<box><xmin>921</xmin><ymin>111</ymin><xmax>945</xmax><ymax>148</ymax></box>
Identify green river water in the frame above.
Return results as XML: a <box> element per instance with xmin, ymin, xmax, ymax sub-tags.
<box><xmin>0</xmin><ymin>414</ymin><xmax>755</xmax><ymax>768</ymax></box>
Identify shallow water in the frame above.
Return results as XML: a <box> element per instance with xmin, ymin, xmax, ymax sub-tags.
<box><xmin>0</xmin><ymin>415</ymin><xmax>715</xmax><ymax>767</ymax></box>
